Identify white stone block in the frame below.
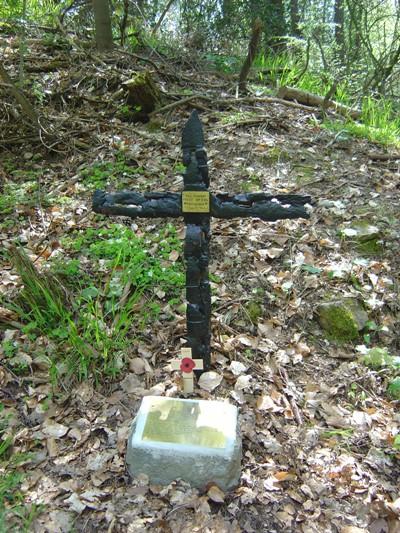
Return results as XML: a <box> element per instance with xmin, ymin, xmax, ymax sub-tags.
<box><xmin>126</xmin><ymin>396</ymin><xmax>241</xmax><ymax>491</ymax></box>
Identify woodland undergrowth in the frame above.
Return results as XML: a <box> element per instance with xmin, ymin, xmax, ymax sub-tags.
<box><xmin>0</xmin><ymin>36</ymin><xmax>399</xmax><ymax>533</ymax></box>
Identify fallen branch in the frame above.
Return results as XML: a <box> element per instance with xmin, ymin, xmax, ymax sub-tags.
<box><xmin>367</xmin><ymin>151</ymin><xmax>400</xmax><ymax>161</ymax></box>
<box><xmin>149</xmin><ymin>95</ymin><xmax>211</xmax><ymax>116</ymax></box>
<box><xmin>277</xmin><ymin>86</ymin><xmax>361</xmax><ymax>119</ymax></box>
<box><xmin>150</xmin><ymin>93</ymin><xmax>335</xmax><ymax>117</ymax></box>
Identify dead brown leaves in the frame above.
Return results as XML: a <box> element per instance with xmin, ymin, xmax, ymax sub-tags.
<box><xmin>1</xmin><ymin>44</ymin><xmax>400</xmax><ymax>533</ymax></box>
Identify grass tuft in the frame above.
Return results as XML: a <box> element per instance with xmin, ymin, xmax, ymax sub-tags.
<box><xmin>5</xmin><ymin>225</ymin><xmax>184</xmax><ymax>383</ymax></box>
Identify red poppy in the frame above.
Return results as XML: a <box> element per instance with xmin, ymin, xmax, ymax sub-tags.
<box><xmin>180</xmin><ymin>357</ymin><xmax>196</xmax><ymax>373</ymax></box>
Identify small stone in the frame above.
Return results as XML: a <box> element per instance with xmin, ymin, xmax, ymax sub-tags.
<box><xmin>64</xmin><ymin>493</ymin><xmax>86</xmax><ymax>513</ymax></box>
<box><xmin>234</xmin><ymin>375</ymin><xmax>252</xmax><ymax>391</ymax></box>
<box><xmin>129</xmin><ymin>357</ymin><xmax>146</xmax><ymax>375</ymax></box>
<box><xmin>341</xmin><ymin>220</ymin><xmax>383</xmax><ymax>256</ymax></box>
<box><xmin>207</xmin><ymin>484</ymin><xmax>225</xmax><ymax>503</ymax></box>
<box><xmin>346</xmin><ymin>221</ymin><xmax>380</xmax><ymax>242</ymax></box>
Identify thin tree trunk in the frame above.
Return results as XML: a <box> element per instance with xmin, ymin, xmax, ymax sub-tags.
<box><xmin>334</xmin><ymin>0</ymin><xmax>345</xmax><ymax>63</ymax></box>
<box><xmin>238</xmin><ymin>18</ymin><xmax>263</xmax><ymax>94</ymax></box>
<box><xmin>92</xmin><ymin>0</ymin><xmax>114</xmax><ymax>51</ymax></box>
<box><xmin>19</xmin><ymin>0</ymin><xmax>27</xmax><ymax>84</ymax></box>
<box><xmin>290</xmin><ymin>0</ymin><xmax>301</xmax><ymax>37</ymax></box>
<box><xmin>0</xmin><ymin>62</ymin><xmax>38</xmax><ymax>124</ymax></box>
<box><xmin>151</xmin><ymin>0</ymin><xmax>176</xmax><ymax>36</ymax></box>
<box><xmin>265</xmin><ymin>0</ymin><xmax>287</xmax><ymax>51</ymax></box>
<box><xmin>120</xmin><ymin>0</ymin><xmax>129</xmax><ymax>45</ymax></box>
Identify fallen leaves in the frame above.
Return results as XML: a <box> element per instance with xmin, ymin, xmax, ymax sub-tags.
<box><xmin>198</xmin><ymin>371</ymin><xmax>222</xmax><ymax>392</ymax></box>
<box><xmin>1</xmin><ymin>45</ymin><xmax>399</xmax><ymax>533</ymax></box>
<box><xmin>42</xmin><ymin>420</ymin><xmax>69</xmax><ymax>438</ymax></box>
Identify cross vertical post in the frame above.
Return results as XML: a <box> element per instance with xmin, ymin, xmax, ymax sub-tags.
<box><xmin>92</xmin><ymin>110</ymin><xmax>312</xmax><ymax>374</ymax></box>
<box><xmin>181</xmin><ymin>115</ymin><xmax>211</xmax><ymax>370</ymax></box>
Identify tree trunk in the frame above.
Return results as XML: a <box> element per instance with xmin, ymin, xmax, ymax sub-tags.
<box><xmin>334</xmin><ymin>0</ymin><xmax>345</xmax><ymax>63</ymax></box>
<box><xmin>92</xmin><ymin>0</ymin><xmax>114</xmax><ymax>51</ymax></box>
<box><xmin>151</xmin><ymin>0</ymin><xmax>176</xmax><ymax>36</ymax></box>
<box><xmin>290</xmin><ymin>0</ymin><xmax>301</xmax><ymax>37</ymax></box>
<box><xmin>265</xmin><ymin>0</ymin><xmax>287</xmax><ymax>51</ymax></box>
<box><xmin>119</xmin><ymin>0</ymin><xmax>129</xmax><ymax>46</ymax></box>
<box><xmin>238</xmin><ymin>18</ymin><xmax>263</xmax><ymax>94</ymax></box>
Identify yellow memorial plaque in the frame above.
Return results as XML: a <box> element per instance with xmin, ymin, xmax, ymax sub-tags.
<box><xmin>182</xmin><ymin>191</ymin><xmax>210</xmax><ymax>213</ymax></box>
<box><xmin>142</xmin><ymin>398</ymin><xmax>228</xmax><ymax>448</ymax></box>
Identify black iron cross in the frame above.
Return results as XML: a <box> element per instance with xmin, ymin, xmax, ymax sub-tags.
<box><xmin>93</xmin><ymin>111</ymin><xmax>311</xmax><ymax>372</ymax></box>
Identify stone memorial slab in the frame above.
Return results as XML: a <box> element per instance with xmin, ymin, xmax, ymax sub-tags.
<box><xmin>126</xmin><ymin>396</ymin><xmax>241</xmax><ymax>491</ymax></box>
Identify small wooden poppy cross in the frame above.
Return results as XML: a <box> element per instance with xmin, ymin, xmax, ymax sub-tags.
<box><xmin>171</xmin><ymin>347</ymin><xmax>204</xmax><ymax>394</ymax></box>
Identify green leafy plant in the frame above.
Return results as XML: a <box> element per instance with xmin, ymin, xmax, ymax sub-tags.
<box><xmin>347</xmin><ymin>382</ymin><xmax>367</xmax><ymax>404</ymax></box>
<box><xmin>324</xmin><ymin>96</ymin><xmax>400</xmax><ymax>147</ymax></box>
<box><xmin>301</xmin><ymin>264</ymin><xmax>322</xmax><ymax>275</ymax></box>
<box><xmin>0</xmin><ymin>404</ymin><xmax>42</xmax><ymax>531</ymax></box>
<box><xmin>387</xmin><ymin>377</ymin><xmax>400</xmax><ymax>400</ymax></box>
<box><xmin>80</xmin><ymin>157</ymin><xmax>144</xmax><ymax>190</ymax></box>
<box><xmin>8</xmin><ymin>225</ymin><xmax>184</xmax><ymax>381</ymax></box>
<box><xmin>0</xmin><ymin>181</ymin><xmax>45</xmax><ymax>216</ymax></box>
<box><xmin>205</xmin><ymin>53</ymin><xmax>241</xmax><ymax>73</ymax></box>
<box><xmin>174</xmin><ymin>162</ymin><xmax>186</xmax><ymax>174</ymax></box>
<box><xmin>321</xmin><ymin>428</ymin><xmax>354</xmax><ymax>439</ymax></box>
<box><xmin>361</xmin><ymin>347</ymin><xmax>400</xmax><ymax>370</ymax></box>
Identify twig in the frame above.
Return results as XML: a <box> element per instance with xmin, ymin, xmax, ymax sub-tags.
<box><xmin>279</xmin><ymin>367</ymin><xmax>303</xmax><ymax>426</ymax></box>
<box><xmin>149</xmin><ymin>95</ymin><xmax>211</xmax><ymax>116</ymax></box>
<box><xmin>118</xmin><ymin>49</ymin><xmax>162</xmax><ymax>72</ymax></box>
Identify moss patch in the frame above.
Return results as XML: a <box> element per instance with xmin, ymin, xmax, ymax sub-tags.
<box><xmin>317</xmin><ymin>298</ymin><xmax>368</xmax><ymax>342</ymax></box>
<box><xmin>362</xmin><ymin>347</ymin><xmax>400</xmax><ymax>369</ymax></box>
<box><xmin>356</xmin><ymin>238</ymin><xmax>383</xmax><ymax>256</ymax></box>
<box><xmin>293</xmin><ymin>164</ymin><xmax>315</xmax><ymax>185</ymax></box>
<box><xmin>340</xmin><ymin>220</ymin><xmax>383</xmax><ymax>256</ymax></box>
<box><xmin>246</xmin><ymin>301</ymin><xmax>263</xmax><ymax>324</ymax></box>
<box><xmin>262</xmin><ymin>147</ymin><xmax>290</xmax><ymax>164</ymax></box>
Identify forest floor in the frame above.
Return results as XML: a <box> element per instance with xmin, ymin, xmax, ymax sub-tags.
<box><xmin>1</xmin><ymin>39</ymin><xmax>400</xmax><ymax>533</ymax></box>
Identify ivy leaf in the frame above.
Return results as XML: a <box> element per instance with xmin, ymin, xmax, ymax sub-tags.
<box><xmin>301</xmin><ymin>264</ymin><xmax>322</xmax><ymax>274</ymax></box>
<box><xmin>80</xmin><ymin>286</ymin><xmax>99</xmax><ymax>300</ymax></box>
<box><xmin>387</xmin><ymin>377</ymin><xmax>400</xmax><ymax>400</ymax></box>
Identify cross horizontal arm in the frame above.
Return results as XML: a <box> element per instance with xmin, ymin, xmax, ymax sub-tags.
<box><xmin>212</xmin><ymin>193</ymin><xmax>311</xmax><ymax>221</ymax></box>
<box><xmin>93</xmin><ymin>190</ymin><xmax>182</xmax><ymax>218</ymax></box>
<box><xmin>93</xmin><ymin>190</ymin><xmax>311</xmax><ymax>221</ymax></box>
